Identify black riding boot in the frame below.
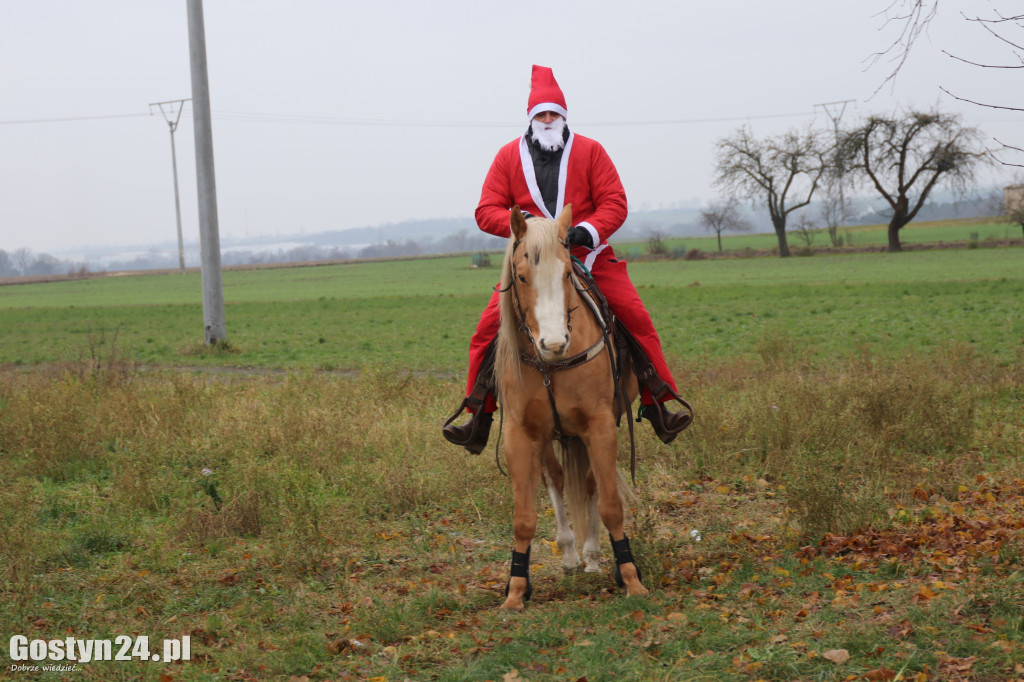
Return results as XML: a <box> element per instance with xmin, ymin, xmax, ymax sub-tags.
<box><xmin>617</xmin><ymin>324</ymin><xmax>694</xmax><ymax>444</ymax></box>
<box><xmin>443</xmin><ymin>342</ymin><xmax>496</xmax><ymax>454</ymax></box>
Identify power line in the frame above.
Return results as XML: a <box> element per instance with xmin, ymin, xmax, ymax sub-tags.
<box><xmin>208</xmin><ymin>109</ymin><xmax>819</xmax><ymax>128</ymax></box>
<box><xmin>0</xmin><ymin>112</ymin><xmax>149</xmax><ymax>125</ymax></box>
<box><xmin>0</xmin><ymin>109</ymin><xmax>817</xmax><ymax>128</ymax></box>
<box><xmin>4</xmin><ymin>108</ymin><xmax>1017</xmax><ymax>129</ymax></box>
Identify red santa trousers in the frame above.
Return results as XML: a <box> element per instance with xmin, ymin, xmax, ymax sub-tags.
<box><xmin>463</xmin><ymin>244</ymin><xmax>678</xmax><ymax>412</ymax></box>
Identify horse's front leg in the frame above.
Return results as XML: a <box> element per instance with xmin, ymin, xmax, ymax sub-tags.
<box><xmin>501</xmin><ymin>426</ymin><xmax>542</xmax><ymax>611</ymax></box>
<box><xmin>542</xmin><ymin>443</ymin><xmax>581</xmax><ymax>573</ymax></box>
<box><xmin>583</xmin><ymin>417</ymin><xmax>648</xmax><ymax>597</ymax></box>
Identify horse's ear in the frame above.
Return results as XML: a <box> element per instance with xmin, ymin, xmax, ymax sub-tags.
<box><xmin>556</xmin><ymin>204</ymin><xmax>572</xmax><ymax>238</ymax></box>
<box><xmin>511</xmin><ymin>206</ymin><xmax>528</xmax><ymax>240</ymax></box>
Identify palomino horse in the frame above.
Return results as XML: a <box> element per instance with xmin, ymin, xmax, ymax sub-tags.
<box><xmin>496</xmin><ymin>205</ymin><xmax>646</xmax><ymax>611</ymax></box>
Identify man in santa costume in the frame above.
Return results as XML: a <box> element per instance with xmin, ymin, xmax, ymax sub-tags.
<box><xmin>443</xmin><ymin>65</ymin><xmax>692</xmax><ymax>454</ymax></box>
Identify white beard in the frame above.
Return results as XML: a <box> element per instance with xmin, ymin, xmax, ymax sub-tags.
<box><xmin>530</xmin><ymin>117</ymin><xmax>566</xmax><ymax>151</ymax></box>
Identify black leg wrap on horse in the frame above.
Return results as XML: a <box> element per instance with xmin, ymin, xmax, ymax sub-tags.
<box><xmin>505</xmin><ymin>547</ymin><xmax>533</xmax><ymax>602</ymax></box>
<box><xmin>610</xmin><ymin>534</ymin><xmax>642</xmax><ymax>588</ymax></box>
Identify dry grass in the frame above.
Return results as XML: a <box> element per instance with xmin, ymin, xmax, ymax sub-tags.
<box><xmin>0</xmin><ymin>340</ymin><xmax>1021</xmax><ymax>679</ymax></box>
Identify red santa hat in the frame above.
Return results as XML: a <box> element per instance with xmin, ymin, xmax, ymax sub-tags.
<box><xmin>527</xmin><ymin>65</ymin><xmax>567</xmax><ymax>121</ymax></box>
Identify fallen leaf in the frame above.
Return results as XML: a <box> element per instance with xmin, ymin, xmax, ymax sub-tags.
<box><xmin>862</xmin><ymin>668</ymin><xmax>896</xmax><ymax>681</ymax></box>
<box><xmin>502</xmin><ymin>670</ymin><xmax>521</xmax><ymax>682</ymax></box>
<box><xmin>823</xmin><ymin>648</ymin><xmax>850</xmax><ymax>664</ymax></box>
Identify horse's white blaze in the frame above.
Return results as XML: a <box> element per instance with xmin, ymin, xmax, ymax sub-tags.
<box><xmin>534</xmin><ymin>259</ymin><xmax>569</xmax><ymax>359</ymax></box>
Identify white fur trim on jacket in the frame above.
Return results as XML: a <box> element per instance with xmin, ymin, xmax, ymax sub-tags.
<box><xmin>583</xmin><ymin>243</ymin><xmax>608</xmax><ymax>271</ymax></box>
<box><xmin>577</xmin><ymin>221</ymin><xmax>600</xmax><ymax>250</ymax></box>
<box><xmin>518</xmin><ymin>131</ymin><xmax>575</xmax><ymax>220</ymax></box>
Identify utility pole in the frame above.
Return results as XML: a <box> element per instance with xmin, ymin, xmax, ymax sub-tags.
<box><xmin>815</xmin><ymin>99</ymin><xmax>856</xmax><ymax>225</ymax></box>
<box><xmin>186</xmin><ymin>0</ymin><xmax>226</xmax><ymax>344</ymax></box>
<box><xmin>149</xmin><ymin>99</ymin><xmax>190</xmax><ymax>274</ymax></box>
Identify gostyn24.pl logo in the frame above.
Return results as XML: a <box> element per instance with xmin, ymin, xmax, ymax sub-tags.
<box><xmin>9</xmin><ymin>635</ymin><xmax>191</xmax><ymax>668</ymax></box>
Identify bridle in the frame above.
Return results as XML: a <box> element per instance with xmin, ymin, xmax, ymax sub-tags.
<box><xmin>498</xmin><ymin>238</ymin><xmax>638</xmax><ymax>480</ymax></box>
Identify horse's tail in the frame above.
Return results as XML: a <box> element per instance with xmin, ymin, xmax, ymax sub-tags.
<box><xmin>555</xmin><ymin>438</ymin><xmax>635</xmax><ymax>544</ymax></box>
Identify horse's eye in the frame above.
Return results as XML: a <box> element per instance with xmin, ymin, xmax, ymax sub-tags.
<box><xmin>518</xmin><ymin>275</ymin><xmax>527</xmax><ymax>283</ymax></box>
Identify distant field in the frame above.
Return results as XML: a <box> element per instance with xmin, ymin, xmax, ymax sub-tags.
<box><xmin>613</xmin><ymin>217</ymin><xmax>1021</xmax><ymax>256</ymax></box>
<box><xmin>1</xmin><ymin>230</ymin><xmax>1022</xmax><ymax>369</ymax></box>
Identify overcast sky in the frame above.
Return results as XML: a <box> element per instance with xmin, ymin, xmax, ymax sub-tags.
<box><xmin>1</xmin><ymin>0</ymin><xmax>1020</xmax><ymax>253</ymax></box>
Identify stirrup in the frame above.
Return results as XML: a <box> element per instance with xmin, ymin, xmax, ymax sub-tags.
<box><xmin>442</xmin><ymin>400</ymin><xmax>493</xmax><ymax>454</ymax></box>
<box><xmin>638</xmin><ymin>394</ymin><xmax>693</xmax><ymax>444</ymax></box>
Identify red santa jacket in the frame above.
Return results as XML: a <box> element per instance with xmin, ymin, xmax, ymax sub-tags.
<box><xmin>475</xmin><ymin>131</ymin><xmax>628</xmax><ymax>249</ymax></box>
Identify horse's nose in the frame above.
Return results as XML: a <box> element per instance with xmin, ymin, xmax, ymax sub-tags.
<box><xmin>539</xmin><ymin>334</ymin><xmax>568</xmax><ymax>358</ymax></box>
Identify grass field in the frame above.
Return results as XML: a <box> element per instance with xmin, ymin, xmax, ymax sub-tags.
<box><xmin>1</xmin><ymin>221</ymin><xmax>1023</xmax><ymax>680</ymax></box>
<box><xmin>640</xmin><ymin>217</ymin><xmax>1022</xmax><ymax>256</ymax></box>
<box><xmin>1</xmin><ymin>242</ymin><xmax>1023</xmax><ymax>369</ymax></box>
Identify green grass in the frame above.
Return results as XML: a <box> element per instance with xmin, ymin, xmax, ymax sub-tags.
<box><xmin>2</xmin><ymin>243</ymin><xmax>1023</xmax><ymax>369</ymax></box>
<box><xmin>637</xmin><ymin>216</ymin><xmax>1021</xmax><ymax>255</ymax></box>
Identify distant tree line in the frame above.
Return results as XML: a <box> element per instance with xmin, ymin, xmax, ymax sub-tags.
<box><xmin>0</xmin><ymin>248</ymin><xmax>86</xmax><ymax>278</ymax></box>
<box><xmin>0</xmin><ymin>228</ymin><xmax>507</xmax><ymax>278</ymax></box>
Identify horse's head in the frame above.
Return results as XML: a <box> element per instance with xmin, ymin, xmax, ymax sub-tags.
<box><xmin>506</xmin><ymin>204</ymin><xmax>574</xmax><ymax>362</ymax></box>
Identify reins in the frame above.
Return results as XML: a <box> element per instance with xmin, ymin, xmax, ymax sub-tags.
<box><xmin>567</xmin><ymin>261</ymin><xmax>639</xmax><ymax>485</ymax></box>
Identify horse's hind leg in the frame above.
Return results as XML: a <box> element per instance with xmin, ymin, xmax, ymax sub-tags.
<box><xmin>584</xmin><ymin>420</ymin><xmax>648</xmax><ymax>597</ymax></box>
<box><xmin>542</xmin><ymin>444</ymin><xmax>581</xmax><ymax>573</ymax></box>
<box><xmin>582</xmin><ymin>475</ymin><xmax>602</xmax><ymax>573</ymax></box>
<box><xmin>501</xmin><ymin>429</ymin><xmax>542</xmax><ymax>611</ymax></box>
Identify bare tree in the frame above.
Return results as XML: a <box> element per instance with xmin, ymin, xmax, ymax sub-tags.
<box><xmin>1004</xmin><ymin>182</ymin><xmax>1024</xmax><ymax>238</ymax></box>
<box><xmin>791</xmin><ymin>215</ymin><xmax>817</xmax><ymax>248</ymax></box>
<box><xmin>699</xmin><ymin>200</ymin><xmax>752</xmax><ymax>253</ymax></box>
<box><xmin>714</xmin><ymin>126</ymin><xmax>828</xmax><ymax>257</ymax></box>
<box><xmin>0</xmin><ymin>250</ymin><xmax>14</xmax><ymax>277</ymax></box>
<box><xmin>11</xmin><ymin>248</ymin><xmax>33</xmax><ymax>276</ymax></box>
<box><xmin>819</xmin><ymin>190</ymin><xmax>846</xmax><ymax>246</ymax></box>
<box><xmin>870</xmin><ymin>1</ymin><xmax>1024</xmax><ymax>166</ymax></box>
<box><xmin>868</xmin><ymin>0</ymin><xmax>941</xmax><ymax>93</ymax></box>
<box><xmin>839</xmin><ymin>110</ymin><xmax>990</xmax><ymax>252</ymax></box>
<box><xmin>646</xmin><ymin>228</ymin><xmax>669</xmax><ymax>257</ymax></box>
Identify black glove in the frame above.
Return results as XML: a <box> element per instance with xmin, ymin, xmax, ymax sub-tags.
<box><xmin>566</xmin><ymin>225</ymin><xmax>594</xmax><ymax>249</ymax></box>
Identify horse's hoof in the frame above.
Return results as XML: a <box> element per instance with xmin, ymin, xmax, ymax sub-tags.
<box><xmin>504</xmin><ymin>576</ymin><xmax>532</xmax><ymax>602</ymax></box>
<box><xmin>563</xmin><ymin>564</ymin><xmax>584</xmax><ymax>575</ymax></box>
<box><xmin>628</xmin><ymin>584</ymin><xmax>650</xmax><ymax>597</ymax></box>
<box><xmin>614</xmin><ymin>562</ymin><xmax>644</xmax><ymax>589</ymax></box>
<box><xmin>584</xmin><ymin>564</ymin><xmax>602</xmax><ymax>574</ymax></box>
<box><xmin>499</xmin><ymin>600</ymin><xmax>527</xmax><ymax>613</ymax></box>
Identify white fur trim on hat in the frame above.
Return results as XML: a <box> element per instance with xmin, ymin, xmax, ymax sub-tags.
<box><xmin>528</xmin><ymin>102</ymin><xmax>568</xmax><ymax>121</ymax></box>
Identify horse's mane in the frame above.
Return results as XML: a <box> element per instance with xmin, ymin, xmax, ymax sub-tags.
<box><xmin>495</xmin><ymin>216</ymin><xmax>564</xmax><ymax>394</ymax></box>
